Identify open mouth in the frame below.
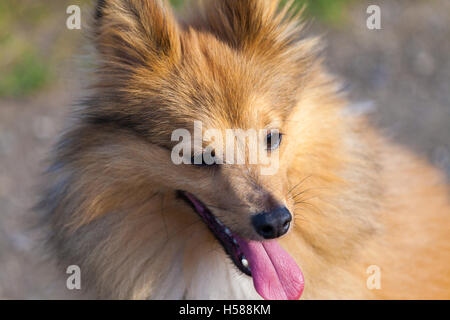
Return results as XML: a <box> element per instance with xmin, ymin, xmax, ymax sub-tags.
<box><xmin>177</xmin><ymin>190</ymin><xmax>305</xmax><ymax>300</ymax></box>
<box><xmin>177</xmin><ymin>191</ymin><xmax>251</xmax><ymax>276</ymax></box>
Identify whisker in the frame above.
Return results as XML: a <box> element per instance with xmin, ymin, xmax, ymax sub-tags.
<box><xmin>287</xmin><ymin>174</ymin><xmax>313</xmax><ymax>195</ymax></box>
<box><xmin>294</xmin><ymin>193</ymin><xmax>320</xmax><ymax>203</ymax></box>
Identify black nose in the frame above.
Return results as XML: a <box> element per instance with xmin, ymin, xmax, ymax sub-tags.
<box><xmin>251</xmin><ymin>206</ymin><xmax>292</xmax><ymax>239</ymax></box>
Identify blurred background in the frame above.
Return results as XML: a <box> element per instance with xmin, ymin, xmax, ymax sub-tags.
<box><xmin>0</xmin><ymin>0</ymin><xmax>449</xmax><ymax>298</ymax></box>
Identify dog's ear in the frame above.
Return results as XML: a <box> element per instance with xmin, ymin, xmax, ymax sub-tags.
<box><xmin>94</xmin><ymin>0</ymin><xmax>181</xmax><ymax>70</ymax></box>
<box><xmin>194</xmin><ymin>0</ymin><xmax>307</xmax><ymax>59</ymax></box>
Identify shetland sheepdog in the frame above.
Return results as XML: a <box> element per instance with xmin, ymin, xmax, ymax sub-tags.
<box><xmin>39</xmin><ymin>0</ymin><xmax>450</xmax><ymax>299</ymax></box>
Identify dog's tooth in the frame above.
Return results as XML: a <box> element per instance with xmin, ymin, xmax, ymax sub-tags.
<box><xmin>241</xmin><ymin>257</ymin><xmax>249</xmax><ymax>268</ymax></box>
<box><xmin>225</xmin><ymin>228</ymin><xmax>231</xmax><ymax>236</ymax></box>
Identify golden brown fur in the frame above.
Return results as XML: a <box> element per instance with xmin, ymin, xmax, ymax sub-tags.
<box><xmin>39</xmin><ymin>0</ymin><xmax>450</xmax><ymax>299</ymax></box>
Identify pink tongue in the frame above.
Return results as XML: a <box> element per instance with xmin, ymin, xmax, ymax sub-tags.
<box><xmin>237</xmin><ymin>237</ymin><xmax>304</xmax><ymax>300</ymax></box>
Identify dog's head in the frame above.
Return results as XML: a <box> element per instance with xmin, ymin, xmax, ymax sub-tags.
<box><xmin>77</xmin><ymin>0</ymin><xmax>351</xmax><ymax>299</ymax></box>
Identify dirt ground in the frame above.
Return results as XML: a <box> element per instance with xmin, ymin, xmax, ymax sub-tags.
<box><xmin>0</xmin><ymin>0</ymin><xmax>449</xmax><ymax>299</ymax></box>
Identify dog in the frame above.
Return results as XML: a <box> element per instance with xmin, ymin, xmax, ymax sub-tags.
<box><xmin>39</xmin><ymin>0</ymin><xmax>450</xmax><ymax>299</ymax></box>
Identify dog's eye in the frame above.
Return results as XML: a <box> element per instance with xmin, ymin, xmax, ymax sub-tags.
<box><xmin>266</xmin><ymin>132</ymin><xmax>282</xmax><ymax>151</ymax></box>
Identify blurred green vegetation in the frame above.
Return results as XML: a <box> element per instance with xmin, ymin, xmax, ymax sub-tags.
<box><xmin>0</xmin><ymin>0</ymin><xmax>86</xmax><ymax>98</ymax></box>
<box><xmin>0</xmin><ymin>0</ymin><xmax>350</xmax><ymax>98</ymax></box>
<box><xmin>288</xmin><ymin>0</ymin><xmax>351</xmax><ymax>24</ymax></box>
<box><xmin>0</xmin><ymin>1</ymin><xmax>50</xmax><ymax>97</ymax></box>
<box><xmin>0</xmin><ymin>50</ymin><xmax>49</xmax><ymax>97</ymax></box>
